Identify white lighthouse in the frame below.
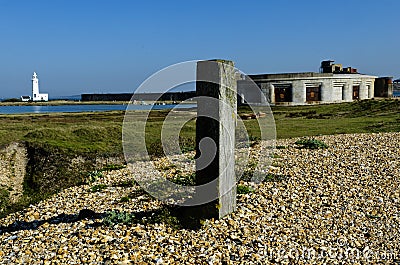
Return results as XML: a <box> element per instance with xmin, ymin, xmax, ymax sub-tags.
<box><xmin>32</xmin><ymin>72</ymin><xmax>48</xmax><ymax>101</ymax></box>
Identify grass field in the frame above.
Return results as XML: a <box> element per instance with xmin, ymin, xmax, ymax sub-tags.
<box><xmin>0</xmin><ymin>99</ymin><xmax>399</xmax><ymax>156</ymax></box>
<box><xmin>0</xmin><ymin>111</ymin><xmax>124</xmax><ymax>155</ymax></box>
<box><xmin>271</xmin><ymin>99</ymin><xmax>400</xmax><ymax>138</ymax></box>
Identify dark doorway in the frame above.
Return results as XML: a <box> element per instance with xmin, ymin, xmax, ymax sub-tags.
<box><xmin>274</xmin><ymin>84</ymin><xmax>292</xmax><ymax>102</ymax></box>
<box><xmin>353</xmin><ymin>85</ymin><xmax>360</xmax><ymax>100</ymax></box>
<box><xmin>306</xmin><ymin>86</ymin><xmax>321</xmax><ymax>101</ymax></box>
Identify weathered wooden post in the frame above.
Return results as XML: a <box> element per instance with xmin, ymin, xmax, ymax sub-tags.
<box><xmin>194</xmin><ymin>59</ymin><xmax>237</xmax><ymax>219</ymax></box>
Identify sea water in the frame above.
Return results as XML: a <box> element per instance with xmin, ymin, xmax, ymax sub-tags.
<box><xmin>0</xmin><ymin>104</ymin><xmax>196</xmax><ymax>115</ymax></box>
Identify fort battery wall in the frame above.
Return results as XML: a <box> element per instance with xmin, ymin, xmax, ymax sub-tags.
<box><xmin>81</xmin><ymin>92</ymin><xmax>196</xmax><ymax>102</ymax></box>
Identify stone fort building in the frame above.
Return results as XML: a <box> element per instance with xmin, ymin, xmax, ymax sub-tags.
<box><xmin>239</xmin><ymin>61</ymin><xmax>379</xmax><ymax>105</ymax></box>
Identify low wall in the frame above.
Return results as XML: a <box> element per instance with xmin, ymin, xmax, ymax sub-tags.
<box><xmin>81</xmin><ymin>92</ymin><xmax>196</xmax><ymax>102</ymax></box>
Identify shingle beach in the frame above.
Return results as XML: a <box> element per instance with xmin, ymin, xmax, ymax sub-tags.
<box><xmin>1</xmin><ymin>133</ymin><xmax>399</xmax><ymax>264</ymax></box>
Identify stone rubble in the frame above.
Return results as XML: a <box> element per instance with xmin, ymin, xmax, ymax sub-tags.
<box><xmin>0</xmin><ymin>132</ymin><xmax>399</xmax><ymax>264</ymax></box>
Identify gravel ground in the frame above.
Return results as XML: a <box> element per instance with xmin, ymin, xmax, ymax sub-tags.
<box><xmin>0</xmin><ymin>132</ymin><xmax>399</xmax><ymax>264</ymax></box>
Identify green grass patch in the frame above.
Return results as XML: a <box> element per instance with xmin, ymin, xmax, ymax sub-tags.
<box><xmin>119</xmin><ymin>196</ymin><xmax>130</xmax><ymax>203</ymax></box>
<box><xmin>237</xmin><ymin>184</ymin><xmax>254</xmax><ymax>194</ymax></box>
<box><xmin>264</xmin><ymin>173</ymin><xmax>287</xmax><ymax>182</ymax></box>
<box><xmin>103</xmin><ymin>210</ymin><xmax>134</xmax><ymax>226</ymax></box>
<box><xmin>85</xmin><ymin>170</ymin><xmax>103</xmax><ymax>183</ymax></box>
<box><xmin>102</xmin><ymin>207</ymin><xmax>181</xmax><ymax>229</ymax></box>
<box><xmin>101</xmin><ymin>164</ymin><xmax>126</xmax><ymax>171</ymax></box>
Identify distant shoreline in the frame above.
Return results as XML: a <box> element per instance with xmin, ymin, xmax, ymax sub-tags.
<box><xmin>0</xmin><ymin>100</ymin><xmax>130</xmax><ymax>106</ymax></box>
<box><xmin>0</xmin><ymin>100</ymin><xmax>193</xmax><ymax>107</ymax></box>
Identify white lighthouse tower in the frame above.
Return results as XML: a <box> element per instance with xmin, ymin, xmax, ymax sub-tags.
<box><xmin>32</xmin><ymin>72</ymin><xmax>48</xmax><ymax>101</ymax></box>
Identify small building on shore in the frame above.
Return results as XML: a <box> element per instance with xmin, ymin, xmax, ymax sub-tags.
<box><xmin>20</xmin><ymin>95</ymin><xmax>31</xmax><ymax>102</ymax></box>
<box><xmin>239</xmin><ymin>61</ymin><xmax>377</xmax><ymax>105</ymax></box>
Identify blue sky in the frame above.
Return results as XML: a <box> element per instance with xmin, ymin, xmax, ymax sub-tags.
<box><xmin>0</xmin><ymin>0</ymin><xmax>399</xmax><ymax>98</ymax></box>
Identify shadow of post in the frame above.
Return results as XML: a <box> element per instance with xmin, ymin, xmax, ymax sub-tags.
<box><xmin>0</xmin><ymin>209</ymin><xmax>104</xmax><ymax>235</ymax></box>
<box><xmin>0</xmin><ymin>205</ymin><xmax>205</xmax><ymax>236</ymax></box>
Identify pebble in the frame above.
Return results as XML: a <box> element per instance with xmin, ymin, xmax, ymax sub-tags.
<box><xmin>0</xmin><ymin>132</ymin><xmax>399</xmax><ymax>264</ymax></box>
